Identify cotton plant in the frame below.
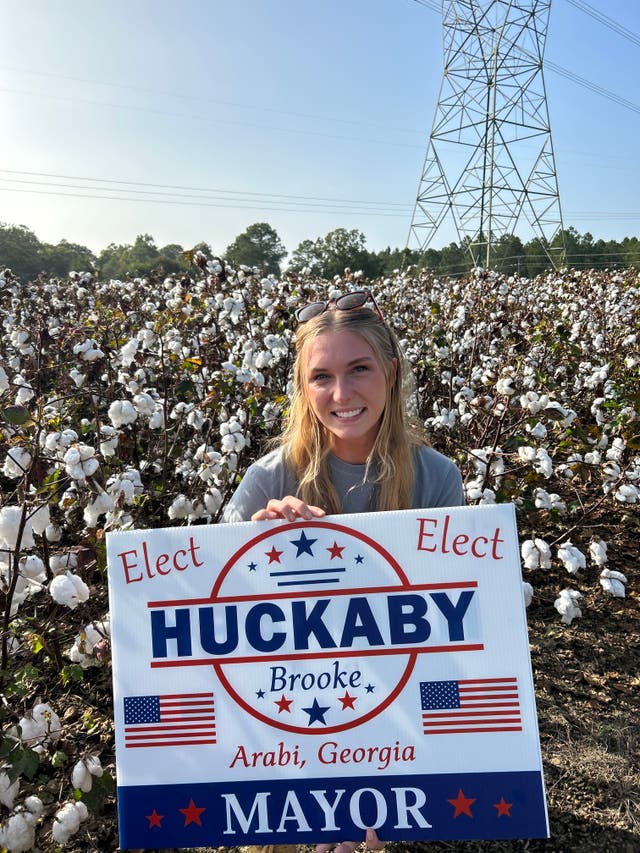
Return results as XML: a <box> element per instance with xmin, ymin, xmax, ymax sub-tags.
<box><xmin>18</xmin><ymin>703</ymin><xmax>61</xmax><ymax>753</ymax></box>
<box><xmin>0</xmin><ymin>797</ymin><xmax>43</xmax><ymax>853</ymax></box>
<box><xmin>554</xmin><ymin>589</ymin><xmax>583</xmax><ymax>625</ymax></box>
<box><xmin>49</xmin><ymin>571</ymin><xmax>90</xmax><ymax>609</ymax></box>
<box><xmin>66</xmin><ymin>618</ymin><xmax>111</xmax><ymax>670</ymax></box>
<box><xmin>599</xmin><ymin>569</ymin><xmax>627</xmax><ymax>598</ymax></box>
<box><xmin>521</xmin><ymin>538</ymin><xmax>552</xmax><ymax>570</ymax></box>
<box><xmin>51</xmin><ymin>800</ymin><xmax>89</xmax><ymax>845</ymax></box>
<box><xmin>71</xmin><ymin>754</ymin><xmax>104</xmax><ymax>792</ymax></box>
<box><xmin>556</xmin><ymin>541</ymin><xmax>586</xmax><ymax>574</ymax></box>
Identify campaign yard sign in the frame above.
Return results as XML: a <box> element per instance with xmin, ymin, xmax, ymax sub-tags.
<box><xmin>106</xmin><ymin>503</ymin><xmax>549</xmax><ymax>849</ymax></box>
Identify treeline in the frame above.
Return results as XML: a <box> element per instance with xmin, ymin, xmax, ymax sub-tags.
<box><xmin>1</xmin><ymin>220</ymin><xmax>639</xmax><ymax>282</ymax></box>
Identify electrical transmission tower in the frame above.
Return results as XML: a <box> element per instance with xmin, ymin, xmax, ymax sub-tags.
<box><xmin>408</xmin><ymin>0</ymin><xmax>565</xmax><ymax>269</ymax></box>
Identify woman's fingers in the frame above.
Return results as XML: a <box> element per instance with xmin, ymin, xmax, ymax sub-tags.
<box><xmin>365</xmin><ymin>828</ymin><xmax>385</xmax><ymax>850</ymax></box>
<box><xmin>314</xmin><ymin>831</ymin><xmax>384</xmax><ymax>853</ymax></box>
<box><xmin>251</xmin><ymin>496</ymin><xmax>326</xmax><ymax>522</ymax></box>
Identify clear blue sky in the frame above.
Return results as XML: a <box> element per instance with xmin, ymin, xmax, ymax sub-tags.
<box><xmin>1</xmin><ymin>0</ymin><xmax>638</xmax><ymax>260</ymax></box>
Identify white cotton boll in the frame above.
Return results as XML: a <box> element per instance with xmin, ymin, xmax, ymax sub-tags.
<box><xmin>49</xmin><ymin>571</ymin><xmax>90</xmax><ymax>609</ymax></box>
<box><xmin>186</xmin><ymin>408</ymin><xmax>205</xmax><ymax>431</ymax></box>
<box><xmin>63</xmin><ymin>443</ymin><xmax>99</xmax><ymax>480</ymax></box>
<box><xmin>133</xmin><ymin>392</ymin><xmax>156</xmax><ymax>417</ymax></box>
<box><xmin>584</xmin><ymin>449</ymin><xmax>601</xmax><ymax>466</ymax></box>
<box><xmin>478</xmin><ymin>488</ymin><xmax>496</xmax><ymax>505</ymax></box>
<box><xmin>554</xmin><ymin>588</ymin><xmax>583</xmax><ymax>625</ymax></box>
<box><xmin>599</xmin><ymin>568</ymin><xmax>628</xmax><ymax>598</ymax></box>
<box><xmin>0</xmin><ymin>770</ymin><xmax>20</xmax><ymax>808</ymax></box>
<box><xmin>615</xmin><ymin>484</ymin><xmax>639</xmax><ymax>503</ymax></box>
<box><xmin>522</xmin><ymin>582</ymin><xmax>534</xmax><ymax>607</ymax></box>
<box><xmin>69</xmin><ymin>367</ymin><xmax>86</xmax><ymax>387</ymax></box>
<box><xmin>0</xmin><ymin>365</ymin><xmax>9</xmax><ymax>392</ymax></box>
<box><xmin>589</xmin><ymin>538</ymin><xmax>608</xmax><ymax>567</ymax></box>
<box><xmin>534</xmin><ymin>448</ymin><xmax>553</xmax><ymax>478</ymax></box>
<box><xmin>83</xmin><ymin>491</ymin><xmax>115</xmax><ymax>527</ymax></box>
<box><xmin>527</xmin><ymin>421</ymin><xmax>547</xmax><ymax>439</ymax></box>
<box><xmin>19</xmin><ymin>555</ymin><xmax>46</xmax><ymax>582</ymax></box>
<box><xmin>19</xmin><ymin>702</ymin><xmax>61</xmax><ymax>752</ymax></box>
<box><xmin>517</xmin><ymin>446</ymin><xmax>536</xmax><ymax>463</ymax></box>
<box><xmin>557</xmin><ymin>541</ymin><xmax>586</xmax><ymax>575</ymax></box>
<box><xmin>52</xmin><ymin>800</ymin><xmax>88</xmax><ymax>845</ymax></box>
<box><xmin>521</xmin><ymin>538</ymin><xmax>552</xmax><ymax>569</ymax></box>
<box><xmin>120</xmin><ymin>337</ymin><xmax>139</xmax><ymax>368</ymax></box>
<box><xmin>204</xmin><ymin>488</ymin><xmax>222</xmax><ymax>515</ymax></box>
<box><xmin>0</xmin><ymin>506</ymin><xmax>35</xmax><ymax>549</ymax></box>
<box><xmin>108</xmin><ymin>399</ymin><xmax>138</xmax><ymax>428</ymax></box>
<box><xmin>495</xmin><ymin>376</ymin><xmax>516</xmax><ymax>396</ymax></box>
<box><xmin>0</xmin><ymin>810</ymin><xmax>36</xmax><ymax>853</ymax></box>
<box><xmin>30</xmin><ymin>503</ymin><xmax>50</xmax><ymax>536</ymax></box>
<box><xmin>49</xmin><ymin>553</ymin><xmax>78</xmax><ymax>576</ymax></box>
<box><xmin>168</xmin><ymin>495</ymin><xmax>194</xmax><ymax>520</ymax></box>
<box><xmin>606</xmin><ymin>437</ymin><xmax>626</xmax><ymax>462</ymax></box>
<box><xmin>24</xmin><ymin>795</ymin><xmax>43</xmax><ymax>817</ymax></box>
<box><xmin>85</xmin><ymin>754</ymin><xmax>103</xmax><ymax>777</ymax></box>
<box><xmin>71</xmin><ymin>760</ymin><xmax>93</xmax><ymax>792</ymax></box>
<box><xmin>99</xmin><ymin>425</ymin><xmax>120</xmax><ymax>457</ymax></box>
<box><xmin>2</xmin><ymin>447</ymin><xmax>32</xmax><ymax>479</ymax></box>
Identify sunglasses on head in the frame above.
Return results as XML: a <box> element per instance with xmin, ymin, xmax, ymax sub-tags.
<box><xmin>295</xmin><ymin>289</ymin><xmax>385</xmax><ymax>325</ymax></box>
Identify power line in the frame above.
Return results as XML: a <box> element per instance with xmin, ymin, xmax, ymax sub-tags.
<box><xmin>0</xmin><ymin>86</ymin><xmax>424</xmax><ymax>151</ymax></box>
<box><xmin>563</xmin><ymin>0</ymin><xmax>640</xmax><ymax>49</ymax></box>
<box><xmin>0</xmin><ymin>169</ymin><xmax>411</xmax><ymax>209</ymax></box>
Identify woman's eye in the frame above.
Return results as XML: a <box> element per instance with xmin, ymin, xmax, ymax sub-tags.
<box><xmin>311</xmin><ymin>372</ymin><xmax>329</xmax><ymax>382</ymax></box>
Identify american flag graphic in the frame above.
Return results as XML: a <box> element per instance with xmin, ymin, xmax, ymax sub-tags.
<box><xmin>420</xmin><ymin>678</ymin><xmax>522</xmax><ymax>735</ymax></box>
<box><xmin>123</xmin><ymin>692</ymin><xmax>216</xmax><ymax>748</ymax></box>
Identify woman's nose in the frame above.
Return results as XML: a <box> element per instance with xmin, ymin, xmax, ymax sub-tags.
<box><xmin>332</xmin><ymin>375</ymin><xmax>352</xmax><ymax>401</ymax></box>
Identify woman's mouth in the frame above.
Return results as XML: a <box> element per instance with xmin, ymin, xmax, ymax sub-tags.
<box><xmin>333</xmin><ymin>408</ymin><xmax>365</xmax><ymax>419</ymax></box>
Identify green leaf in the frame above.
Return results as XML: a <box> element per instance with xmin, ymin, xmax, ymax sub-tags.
<box><xmin>61</xmin><ymin>664</ymin><xmax>85</xmax><ymax>686</ymax></box>
<box><xmin>79</xmin><ymin>770</ymin><xmax>116</xmax><ymax>814</ymax></box>
<box><xmin>2</xmin><ymin>405</ymin><xmax>32</xmax><ymax>426</ymax></box>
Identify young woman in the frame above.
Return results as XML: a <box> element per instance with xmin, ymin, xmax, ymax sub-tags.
<box><xmin>223</xmin><ymin>290</ymin><xmax>464</xmax><ymax>525</ymax></box>
<box><xmin>226</xmin><ymin>291</ymin><xmax>464</xmax><ymax>853</ymax></box>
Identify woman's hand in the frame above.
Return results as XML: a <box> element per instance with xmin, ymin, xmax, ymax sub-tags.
<box><xmin>251</xmin><ymin>496</ymin><xmax>326</xmax><ymax>522</ymax></box>
<box><xmin>315</xmin><ymin>828</ymin><xmax>385</xmax><ymax>853</ymax></box>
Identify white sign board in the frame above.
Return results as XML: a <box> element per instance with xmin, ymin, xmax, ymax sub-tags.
<box><xmin>107</xmin><ymin>504</ymin><xmax>549</xmax><ymax>848</ymax></box>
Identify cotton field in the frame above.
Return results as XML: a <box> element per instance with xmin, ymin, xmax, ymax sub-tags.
<box><xmin>0</xmin><ymin>260</ymin><xmax>638</xmax><ymax>850</ymax></box>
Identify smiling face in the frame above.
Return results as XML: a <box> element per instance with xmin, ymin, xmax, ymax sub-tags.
<box><xmin>303</xmin><ymin>329</ymin><xmax>394</xmax><ymax>463</ymax></box>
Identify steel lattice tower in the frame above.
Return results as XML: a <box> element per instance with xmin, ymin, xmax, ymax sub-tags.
<box><xmin>408</xmin><ymin>0</ymin><xmax>565</xmax><ymax>269</ymax></box>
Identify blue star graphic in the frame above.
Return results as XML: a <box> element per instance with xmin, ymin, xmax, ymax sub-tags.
<box><xmin>256</xmin><ymin>689</ymin><xmax>265</xmax><ymax>699</ymax></box>
<box><xmin>302</xmin><ymin>697</ymin><xmax>330</xmax><ymax>725</ymax></box>
<box><xmin>248</xmin><ymin>562</ymin><xmax>257</xmax><ymax>571</ymax></box>
<box><xmin>355</xmin><ymin>554</ymin><xmax>364</xmax><ymax>564</ymax></box>
<box><xmin>365</xmin><ymin>683</ymin><xmax>375</xmax><ymax>694</ymax></box>
<box><xmin>290</xmin><ymin>530</ymin><xmax>317</xmax><ymax>557</ymax></box>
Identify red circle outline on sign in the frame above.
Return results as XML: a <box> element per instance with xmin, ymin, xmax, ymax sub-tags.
<box><xmin>211</xmin><ymin>520</ymin><xmax>417</xmax><ymax>735</ymax></box>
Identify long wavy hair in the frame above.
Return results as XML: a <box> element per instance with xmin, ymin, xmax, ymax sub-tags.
<box><xmin>279</xmin><ymin>305</ymin><xmax>426</xmax><ymax>513</ymax></box>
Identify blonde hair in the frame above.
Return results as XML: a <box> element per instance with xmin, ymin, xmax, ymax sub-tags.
<box><xmin>280</xmin><ymin>306</ymin><xmax>425</xmax><ymax>513</ymax></box>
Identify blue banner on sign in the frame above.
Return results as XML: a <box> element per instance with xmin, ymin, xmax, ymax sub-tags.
<box><xmin>117</xmin><ymin>770</ymin><xmax>548</xmax><ymax>848</ymax></box>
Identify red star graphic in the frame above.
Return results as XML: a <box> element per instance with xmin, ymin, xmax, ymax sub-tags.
<box><xmin>145</xmin><ymin>809</ymin><xmax>163</xmax><ymax>828</ymax></box>
<box><xmin>179</xmin><ymin>798</ymin><xmax>206</xmax><ymax>827</ymax></box>
<box><xmin>338</xmin><ymin>691</ymin><xmax>357</xmax><ymax>710</ymax></box>
<box><xmin>494</xmin><ymin>797</ymin><xmax>513</xmax><ymax>817</ymax></box>
<box><xmin>327</xmin><ymin>541</ymin><xmax>345</xmax><ymax>559</ymax></box>
<box><xmin>448</xmin><ymin>789</ymin><xmax>476</xmax><ymax>818</ymax></box>
<box><xmin>275</xmin><ymin>694</ymin><xmax>293</xmax><ymax>713</ymax></box>
<box><xmin>265</xmin><ymin>546</ymin><xmax>283</xmax><ymax>564</ymax></box>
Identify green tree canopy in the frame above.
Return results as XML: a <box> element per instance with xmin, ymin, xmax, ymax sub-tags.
<box><xmin>224</xmin><ymin>222</ymin><xmax>287</xmax><ymax>275</ymax></box>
